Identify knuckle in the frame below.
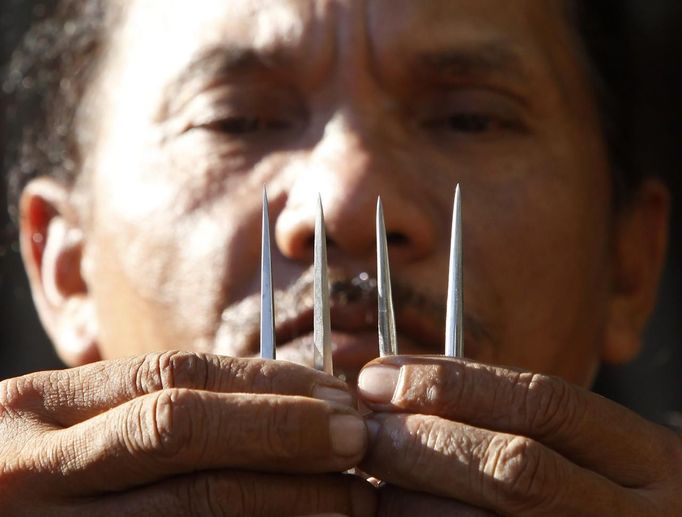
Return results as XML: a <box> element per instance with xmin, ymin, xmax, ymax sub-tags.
<box><xmin>211</xmin><ymin>357</ymin><xmax>316</xmax><ymax>396</ymax></box>
<box><xmin>229</xmin><ymin>358</ymin><xmax>315</xmax><ymax>396</ymax></box>
<box><xmin>181</xmin><ymin>473</ymin><xmax>255</xmax><ymax>517</ymax></box>
<box><xmin>236</xmin><ymin>358</ymin><xmax>291</xmax><ymax>394</ymax></box>
<box><xmin>131</xmin><ymin>353</ymin><xmax>166</xmax><ymax>394</ymax></box>
<box><xmin>45</xmin><ymin>433</ymin><xmax>81</xmax><ymax>477</ymax></box>
<box><xmin>489</xmin><ymin>435</ymin><xmax>560</xmax><ymax>511</ymax></box>
<box><xmin>522</xmin><ymin>373</ymin><xmax>579</xmax><ymax>437</ymax></box>
<box><xmin>0</xmin><ymin>376</ymin><xmax>39</xmax><ymax>417</ymax></box>
<box><xmin>401</xmin><ymin>416</ymin><xmax>443</xmax><ymax>473</ymax></box>
<box><xmin>42</xmin><ymin>369</ymin><xmax>82</xmax><ymax>415</ymax></box>
<box><xmin>261</xmin><ymin>399</ymin><xmax>304</xmax><ymax>460</ymax></box>
<box><xmin>164</xmin><ymin>351</ymin><xmax>212</xmax><ymax>390</ymax></box>
<box><xmin>125</xmin><ymin>389</ymin><xmax>199</xmax><ymax>460</ymax></box>
<box><xmin>132</xmin><ymin>351</ymin><xmax>212</xmax><ymax>395</ymax></box>
<box><xmin>258</xmin><ymin>360</ymin><xmax>303</xmax><ymax>394</ymax></box>
<box><xmin>0</xmin><ymin>378</ymin><xmax>22</xmax><ymax>416</ymax></box>
<box><xmin>404</xmin><ymin>363</ymin><xmax>465</xmax><ymax>412</ymax></box>
<box><xmin>204</xmin><ymin>356</ymin><xmax>273</xmax><ymax>394</ymax></box>
<box><xmin>218</xmin><ymin>356</ymin><xmax>256</xmax><ymax>391</ymax></box>
<box><xmin>0</xmin><ymin>377</ymin><xmax>44</xmax><ymax>485</ymax></box>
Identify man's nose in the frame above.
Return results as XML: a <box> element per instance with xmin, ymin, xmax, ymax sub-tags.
<box><xmin>274</xmin><ymin>118</ymin><xmax>437</xmax><ymax>267</ymax></box>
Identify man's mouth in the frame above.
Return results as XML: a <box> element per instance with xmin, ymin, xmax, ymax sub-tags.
<box><xmin>271</xmin><ymin>299</ymin><xmax>446</xmax><ymax>382</ymax></box>
<box><xmin>215</xmin><ymin>270</ymin><xmax>488</xmax><ymax>383</ymax></box>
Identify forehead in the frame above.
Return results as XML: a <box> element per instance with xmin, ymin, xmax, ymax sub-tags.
<box><xmin>121</xmin><ymin>0</ymin><xmax>333</xmax><ymax>69</ymax></box>
<box><xmin>113</xmin><ymin>0</ymin><xmax>576</xmax><ymax>87</ymax></box>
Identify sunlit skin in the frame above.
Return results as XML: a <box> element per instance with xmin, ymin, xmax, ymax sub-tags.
<box><xmin>8</xmin><ymin>0</ymin><xmax>679</xmax><ymax>515</ymax></box>
<box><xmin>81</xmin><ymin>0</ymin><xmax>610</xmax><ymax>385</ymax></box>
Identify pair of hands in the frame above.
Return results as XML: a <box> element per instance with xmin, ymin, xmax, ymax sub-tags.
<box><xmin>0</xmin><ymin>351</ymin><xmax>679</xmax><ymax>516</ymax></box>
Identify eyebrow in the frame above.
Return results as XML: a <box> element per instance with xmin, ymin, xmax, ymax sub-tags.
<box><xmin>160</xmin><ymin>45</ymin><xmax>290</xmax><ymax>119</ymax></box>
<box><xmin>159</xmin><ymin>41</ymin><xmax>529</xmax><ymax>120</ymax></box>
<box><xmin>412</xmin><ymin>42</ymin><xmax>529</xmax><ymax>83</ymax></box>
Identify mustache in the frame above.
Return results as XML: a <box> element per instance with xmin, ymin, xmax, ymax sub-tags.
<box><xmin>219</xmin><ymin>267</ymin><xmax>441</xmax><ymax>327</ymax></box>
<box><xmin>215</xmin><ymin>266</ymin><xmax>493</xmax><ymax>355</ymax></box>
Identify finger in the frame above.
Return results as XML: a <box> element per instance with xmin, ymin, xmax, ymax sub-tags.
<box><xmin>44</xmin><ymin>391</ymin><xmax>366</xmax><ymax>495</ymax></box>
<box><xmin>361</xmin><ymin>413</ymin><xmax>651</xmax><ymax>516</ymax></box>
<box><xmin>358</xmin><ymin>356</ymin><xmax>679</xmax><ymax>487</ymax></box>
<box><xmin>79</xmin><ymin>471</ymin><xmax>377</xmax><ymax>517</ymax></box>
<box><xmin>5</xmin><ymin>351</ymin><xmax>351</xmax><ymax>426</ymax></box>
<box><xmin>378</xmin><ymin>484</ymin><xmax>495</xmax><ymax>516</ymax></box>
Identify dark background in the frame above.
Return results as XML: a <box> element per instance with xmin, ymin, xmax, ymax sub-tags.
<box><xmin>1</xmin><ymin>2</ymin><xmax>681</xmax><ymax>426</ymax></box>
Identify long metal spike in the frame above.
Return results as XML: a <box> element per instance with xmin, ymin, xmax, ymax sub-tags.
<box><xmin>314</xmin><ymin>196</ymin><xmax>333</xmax><ymax>374</ymax></box>
<box><xmin>260</xmin><ymin>188</ymin><xmax>276</xmax><ymax>360</ymax></box>
<box><xmin>445</xmin><ymin>184</ymin><xmax>463</xmax><ymax>357</ymax></box>
<box><xmin>376</xmin><ymin>197</ymin><xmax>398</xmax><ymax>356</ymax></box>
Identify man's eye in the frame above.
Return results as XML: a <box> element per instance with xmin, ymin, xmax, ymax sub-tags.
<box><xmin>446</xmin><ymin>113</ymin><xmax>495</xmax><ymax>133</ymax></box>
<box><xmin>425</xmin><ymin>113</ymin><xmax>512</xmax><ymax>134</ymax></box>
<box><xmin>203</xmin><ymin>117</ymin><xmax>292</xmax><ymax>135</ymax></box>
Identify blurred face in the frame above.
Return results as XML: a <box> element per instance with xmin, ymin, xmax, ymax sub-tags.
<box><xmin>82</xmin><ymin>0</ymin><xmax>613</xmax><ymax>386</ymax></box>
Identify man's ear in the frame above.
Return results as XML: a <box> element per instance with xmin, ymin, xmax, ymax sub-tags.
<box><xmin>19</xmin><ymin>178</ymin><xmax>101</xmax><ymax>367</ymax></box>
<box><xmin>603</xmin><ymin>178</ymin><xmax>670</xmax><ymax>365</ymax></box>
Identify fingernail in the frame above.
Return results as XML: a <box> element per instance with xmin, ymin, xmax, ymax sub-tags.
<box><xmin>329</xmin><ymin>414</ymin><xmax>366</xmax><ymax>457</ymax></box>
<box><xmin>313</xmin><ymin>385</ymin><xmax>353</xmax><ymax>406</ymax></box>
<box><xmin>357</xmin><ymin>365</ymin><xmax>400</xmax><ymax>403</ymax></box>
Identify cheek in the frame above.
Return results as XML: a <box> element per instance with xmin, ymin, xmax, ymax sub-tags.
<box><xmin>413</xmin><ymin>129</ymin><xmax>612</xmax><ymax>372</ymax></box>
<box><xmin>88</xmin><ymin>148</ymin><xmax>263</xmax><ymax>350</ymax></box>
<box><xmin>466</xmin><ymin>160</ymin><xmax>611</xmax><ymax>376</ymax></box>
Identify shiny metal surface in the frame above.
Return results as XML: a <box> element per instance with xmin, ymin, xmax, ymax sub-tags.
<box><xmin>260</xmin><ymin>189</ymin><xmax>276</xmax><ymax>360</ymax></box>
<box><xmin>314</xmin><ymin>196</ymin><xmax>333</xmax><ymax>374</ymax></box>
<box><xmin>376</xmin><ymin>197</ymin><xmax>398</xmax><ymax>357</ymax></box>
<box><xmin>445</xmin><ymin>184</ymin><xmax>463</xmax><ymax>358</ymax></box>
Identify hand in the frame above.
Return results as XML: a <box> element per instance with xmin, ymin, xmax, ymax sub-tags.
<box><xmin>358</xmin><ymin>356</ymin><xmax>682</xmax><ymax>516</ymax></box>
<box><xmin>376</xmin><ymin>484</ymin><xmax>495</xmax><ymax>516</ymax></box>
<box><xmin>0</xmin><ymin>351</ymin><xmax>375</xmax><ymax>516</ymax></box>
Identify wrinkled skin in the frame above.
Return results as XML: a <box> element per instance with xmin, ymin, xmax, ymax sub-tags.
<box><xmin>7</xmin><ymin>0</ymin><xmax>679</xmax><ymax>515</ymax></box>
<box><xmin>84</xmin><ymin>0</ymin><xmax>615</xmax><ymax>383</ymax></box>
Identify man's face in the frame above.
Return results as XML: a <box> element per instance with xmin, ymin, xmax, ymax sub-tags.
<box><xmin>82</xmin><ymin>0</ymin><xmax>613</xmax><ymax>386</ymax></box>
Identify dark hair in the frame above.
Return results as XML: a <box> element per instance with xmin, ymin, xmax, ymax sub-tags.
<box><xmin>2</xmin><ymin>0</ymin><xmax>641</xmax><ymax>224</ymax></box>
<box><xmin>570</xmin><ymin>1</ymin><xmax>640</xmax><ymax>207</ymax></box>
<box><xmin>2</xmin><ymin>0</ymin><xmax>117</xmax><ymax>223</ymax></box>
